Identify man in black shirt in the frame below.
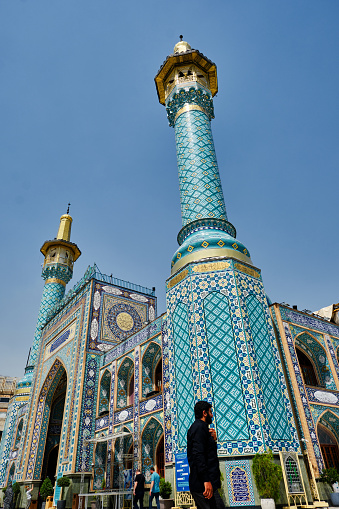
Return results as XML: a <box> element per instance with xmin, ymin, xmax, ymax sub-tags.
<box><xmin>187</xmin><ymin>401</ymin><xmax>225</xmax><ymax>509</ymax></box>
<box><xmin>133</xmin><ymin>469</ymin><xmax>145</xmax><ymax>509</ymax></box>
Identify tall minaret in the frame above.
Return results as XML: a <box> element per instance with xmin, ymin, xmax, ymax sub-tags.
<box><xmin>155</xmin><ymin>36</ymin><xmax>251</xmax><ymax>274</ymax></box>
<box><xmin>17</xmin><ymin>209</ymin><xmax>81</xmax><ymax>394</ymax></box>
<box><xmin>156</xmin><ymin>40</ymin><xmax>299</xmax><ymax>466</ymax></box>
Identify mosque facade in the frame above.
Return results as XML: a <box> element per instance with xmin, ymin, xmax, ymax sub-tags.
<box><xmin>0</xmin><ymin>40</ymin><xmax>339</xmax><ymax>507</ymax></box>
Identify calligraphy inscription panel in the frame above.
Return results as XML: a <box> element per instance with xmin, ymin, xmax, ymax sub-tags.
<box><xmin>225</xmin><ymin>460</ymin><xmax>255</xmax><ymax>506</ymax></box>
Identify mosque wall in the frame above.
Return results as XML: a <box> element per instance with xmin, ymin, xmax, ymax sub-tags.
<box><xmin>271</xmin><ymin>304</ymin><xmax>339</xmax><ymax>476</ymax></box>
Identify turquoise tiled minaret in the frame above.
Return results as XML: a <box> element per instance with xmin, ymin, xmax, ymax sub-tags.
<box><xmin>155</xmin><ymin>37</ymin><xmax>251</xmax><ymax>275</ymax></box>
<box><xmin>17</xmin><ymin>212</ymin><xmax>81</xmax><ymax>393</ymax></box>
<box><xmin>156</xmin><ymin>39</ymin><xmax>300</xmax><ymax>463</ymax></box>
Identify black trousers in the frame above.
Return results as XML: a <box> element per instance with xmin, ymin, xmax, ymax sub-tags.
<box><xmin>134</xmin><ymin>492</ymin><xmax>144</xmax><ymax>509</ymax></box>
<box><xmin>191</xmin><ymin>491</ymin><xmax>226</xmax><ymax>509</ymax></box>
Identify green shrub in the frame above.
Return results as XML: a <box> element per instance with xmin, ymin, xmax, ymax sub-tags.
<box><xmin>319</xmin><ymin>468</ymin><xmax>339</xmax><ymax>490</ymax></box>
<box><xmin>159</xmin><ymin>478</ymin><xmax>172</xmax><ymax>499</ymax></box>
<box><xmin>57</xmin><ymin>476</ymin><xmax>71</xmax><ymax>501</ymax></box>
<box><xmin>252</xmin><ymin>450</ymin><xmax>282</xmax><ymax>501</ymax></box>
<box><xmin>40</xmin><ymin>478</ymin><xmax>54</xmax><ymax>500</ymax></box>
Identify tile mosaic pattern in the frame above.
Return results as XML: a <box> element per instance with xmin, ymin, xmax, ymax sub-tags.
<box><xmin>316</xmin><ymin>407</ymin><xmax>339</xmax><ymax>442</ymax></box>
<box><xmin>172</xmin><ymin>302</ymin><xmax>195</xmax><ymax>448</ymax></box>
<box><xmin>114</xmin><ymin>406</ymin><xmax>134</xmax><ymax>425</ymax></box>
<box><xmin>161</xmin><ymin>317</ymin><xmax>173</xmax><ymax>463</ymax></box>
<box><xmin>282</xmin><ymin>322</ymin><xmax>324</xmax><ymax>471</ymax></box>
<box><xmin>141</xmin><ymin>416</ymin><xmax>163</xmax><ymax>481</ymax></box>
<box><xmin>0</xmin><ymin>399</ymin><xmax>22</xmax><ymax>485</ymax></box>
<box><xmin>281</xmin><ymin>308</ymin><xmax>339</xmax><ymax>338</ymax></box>
<box><xmin>204</xmin><ymin>292</ymin><xmax>248</xmax><ymax>441</ymax></box>
<box><xmin>225</xmin><ymin>460</ymin><xmax>255</xmax><ymax>506</ymax></box>
<box><xmin>76</xmin><ymin>355</ymin><xmax>99</xmax><ymax>472</ymax></box>
<box><xmin>246</xmin><ymin>294</ymin><xmax>290</xmax><ymax>440</ymax></box>
<box><xmin>166</xmin><ymin>261</ymin><xmax>299</xmax><ymax>457</ymax></box>
<box><xmin>26</xmin><ymin>359</ymin><xmax>64</xmax><ymax>479</ymax></box>
<box><xmin>105</xmin><ymin>321</ymin><xmax>162</xmax><ymax>364</ymax></box>
<box><xmin>166</xmin><ymin>87</ymin><xmax>214</xmax><ymax>127</ymax></box>
<box><xmin>28</xmin><ymin>281</ymin><xmax>66</xmax><ymax>366</ymax></box>
<box><xmin>325</xmin><ymin>334</ymin><xmax>339</xmax><ymax>382</ymax></box>
<box><xmin>293</xmin><ymin>331</ymin><xmax>336</xmax><ymax>389</ymax></box>
<box><xmin>139</xmin><ymin>394</ymin><xmax>163</xmax><ymax>416</ymax></box>
<box><xmin>306</xmin><ymin>388</ymin><xmax>339</xmax><ymax>406</ymax></box>
<box><xmin>174</xmin><ymin>107</ymin><xmax>227</xmax><ymax>226</ymax></box>
<box><xmin>95</xmin><ymin>415</ymin><xmax>109</xmax><ymax>431</ymax></box>
<box><xmin>133</xmin><ymin>348</ymin><xmax>140</xmax><ymax>471</ymax></box>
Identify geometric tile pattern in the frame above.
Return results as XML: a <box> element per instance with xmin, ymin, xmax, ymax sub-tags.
<box><xmin>225</xmin><ymin>460</ymin><xmax>255</xmax><ymax>506</ymax></box>
<box><xmin>28</xmin><ymin>281</ymin><xmax>66</xmax><ymax>366</ymax></box>
<box><xmin>246</xmin><ymin>294</ymin><xmax>290</xmax><ymax>440</ymax></box>
<box><xmin>204</xmin><ymin>292</ymin><xmax>249</xmax><ymax>441</ymax></box>
<box><xmin>117</xmin><ymin>357</ymin><xmax>134</xmax><ymax>409</ymax></box>
<box><xmin>174</xmin><ymin>107</ymin><xmax>227</xmax><ymax>226</ymax></box>
<box><xmin>166</xmin><ymin>261</ymin><xmax>299</xmax><ymax>458</ymax></box>
<box><xmin>172</xmin><ymin>302</ymin><xmax>195</xmax><ymax>448</ymax></box>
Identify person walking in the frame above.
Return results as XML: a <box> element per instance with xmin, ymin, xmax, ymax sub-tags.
<box><xmin>148</xmin><ymin>467</ymin><xmax>160</xmax><ymax>509</ymax></box>
<box><xmin>133</xmin><ymin>469</ymin><xmax>145</xmax><ymax>509</ymax></box>
<box><xmin>187</xmin><ymin>401</ymin><xmax>226</xmax><ymax>509</ymax></box>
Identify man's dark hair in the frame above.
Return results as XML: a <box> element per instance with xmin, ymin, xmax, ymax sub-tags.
<box><xmin>150</xmin><ymin>466</ymin><xmax>154</xmax><ymax>472</ymax></box>
<box><xmin>194</xmin><ymin>400</ymin><xmax>212</xmax><ymax>419</ymax></box>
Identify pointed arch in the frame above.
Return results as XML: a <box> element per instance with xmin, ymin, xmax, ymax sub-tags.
<box><xmin>98</xmin><ymin>369</ymin><xmax>111</xmax><ymax>416</ymax></box>
<box><xmin>25</xmin><ymin>358</ymin><xmax>67</xmax><ymax>480</ymax></box>
<box><xmin>294</xmin><ymin>331</ymin><xmax>334</xmax><ymax>389</ymax></box>
<box><xmin>14</xmin><ymin>418</ymin><xmax>24</xmax><ymax>449</ymax></box>
<box><xmin>116</xmin><ymin>357</ymin><xmax>134</xmax><ymax>409</ymax></box>
<box><xmin>112</xmin><ymin>426</ymin><xmax>133</xmax><ymax>489</ymax></box>
<box><xmin>295</xmin><ymin>346</ymin><xmax>320</xmax><ymax>387</ymax></box>
<box><xmin>93</xmin><ymin>441</ymin><xmax>108</xmax><ymax>490</ymax></box>
<box><xmin>141</xmin><ymin>417</ymin><xmax>163</xmax><ymax>481</ymax></box>
<box><xmin>142</xmin><ymin>342</ymin><xmax>162</xmax><ymax>398</ymax></box>
<box><xmin>316</xmin><ymin>410</ymin><xmax>339</xmax><ymax>470</ymax></box>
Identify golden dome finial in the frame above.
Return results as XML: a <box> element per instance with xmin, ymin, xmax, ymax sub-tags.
<box><xmin>173</xmin><ymin>35</ymin><xmax>191</xmax><ymax>54</ymax></box>
<box><xmin>57</xmin><ymin>206</ymin><xmax>73</xmax><ymax>241</ymax></box>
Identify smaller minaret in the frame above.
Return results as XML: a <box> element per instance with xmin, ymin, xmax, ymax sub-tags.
<box><xmin>17</xmin><ymin>209</ymin><xmax>81</xmax><ymax>394</ymax></box>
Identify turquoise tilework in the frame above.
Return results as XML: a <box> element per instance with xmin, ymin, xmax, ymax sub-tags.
<box><xmin>245</xmin><ymin>294</ymin><xmax>290</xmax><ymax>440</ymax></box>
<box><xmin>172</xmin><ymin>302</ymin><xmax>195</xmax><ymax>448</ymax></box>
<box><xmin>174</xmin><ymin>109</ymin><xmax>227</xmax><ymax>226</ymax></box>
<box><xmin>204</xmin><ymin>292</ymin><xmax>249</xmax><ymax>441</ymax></box>
<box><xmin>28</xmin><ymin>281</ymin><xmax>66</xmax><ymax>366</ymax></box>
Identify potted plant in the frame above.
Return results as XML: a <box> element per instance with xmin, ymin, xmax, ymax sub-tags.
<box><xmin>56</xmin><ymin>476</ymin><xmax>71</xmax><ymax>509</ymax></box>
<box><xmin>319</xmin><ymin>468</ymin><xmax>339</xmax><ymax>506</ymax></box>
<box><xmin>40</xmin><ymin>478</ymin><xmax>54</xmax><ymax>509</ymax></box>
<box><xmin>252</xmin><ymin>450</ymin><xmax>282</xmax><ymax>509</ymax></box>
<box><xmin>159</xmin><ymin>479</ymin><xmax>173</xmax><ymax>509</ymax></box>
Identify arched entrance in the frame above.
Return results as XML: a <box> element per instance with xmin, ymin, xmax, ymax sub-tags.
<box><xmin>155</xmin><ymin>435</ymin><xmax>164</xmax><ymax>478</ymax></box>
<box><xmin>318</xmin><ymin>423</ymin><xmax>339</xmax><ymax>469</ymax></box>
<box><xmin>40</xmin><ymin>369</ymin><xmax>67</xmax><ymax>482</ymax></box>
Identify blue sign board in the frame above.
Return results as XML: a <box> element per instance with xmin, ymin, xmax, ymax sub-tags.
<box><xmin>175</xmin><ymin>453</ymin><xmax>190</xmax><ymax>492</ymax></box>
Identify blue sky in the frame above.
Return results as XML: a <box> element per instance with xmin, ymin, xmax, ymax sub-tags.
<box><xmin>1</xmin><ymin>1</ymin><xmax>338</xmax><ymax>377</ymax></box>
